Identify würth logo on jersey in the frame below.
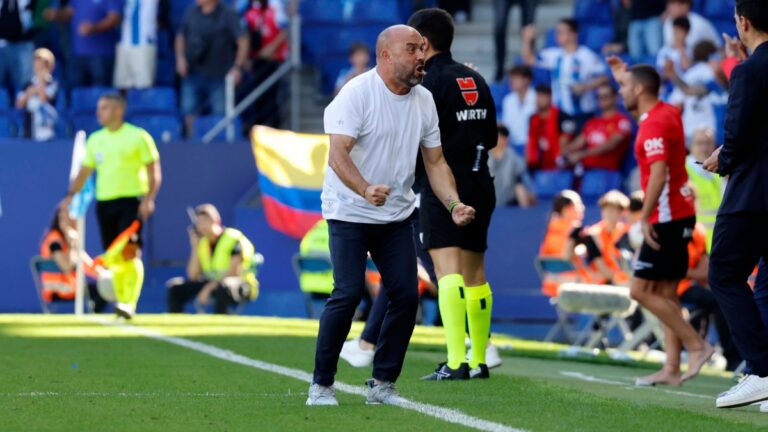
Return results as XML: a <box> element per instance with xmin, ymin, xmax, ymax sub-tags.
<box><xmin>456</xmin><ymin>77</ymin><xmax>479</xmax><ymax>106</ymax></box>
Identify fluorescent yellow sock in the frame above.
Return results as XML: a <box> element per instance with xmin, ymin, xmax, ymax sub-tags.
<box><xmin>111</xmin><ymin>260</ymin><xmax>130</xmax><ymax>305</ymax></box>
<box><xmin>438</xmin><ymin>273</ymin><xmax>467</xmax><ymax>369</ymax></box>
<box><xmin>124</xmin><ymin>258</ymin><xmax>144</xmax><ymax>309</ymax></box>
<box><xmin>466</xmin><ymin>283</ymin><xmax>493</xmax><ymax>369</ymax></box>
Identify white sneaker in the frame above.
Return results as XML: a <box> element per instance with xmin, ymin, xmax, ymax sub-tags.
<box><xmin>761</xmin><ymin>401</ymin><xmax>768</xmax><ymax>413</ymax></box>
<box><xmin>340</xmin><ymin>338</ymin><xmax>374</xmax><ymax>368</ymax></box>
<box><xmin>716</xmin><ymin>375</ymin><xmax>768</xmax><ymax>408</ymax></box>
<box><xmin>306</xmin><ymin>384</ymin><xmax>338</xmax><ymax>406</ymax></box>
<box><xmin>115</xmin><ymin>303</ymin><xmax>135</xmax><ymax>320</ymax></box>
<box><xmin>466</xmin><ymin>344</ymin><xmax>503</xmax><ymax>369</ymax></box>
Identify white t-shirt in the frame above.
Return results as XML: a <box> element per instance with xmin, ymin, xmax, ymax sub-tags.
<box><xmin>322</xmin><ymin>69</ymin><xmax>442</xmax><ymax>224</ymax></box>
<box><xmin>663</xmin><ymin>12</ymin><xmax>721</xmax><ymax>51</ymax></box>
<box><xmin>668</xmin><ymin>62</ymin><xmax>720</xmax><ymax>143</ymax></box>
<box><xmin>538</xmin><ymin>46</ymin><xmax>607</xmax><ymax>116</ymax></box>
<box><xmin>120</xmin><ymin>0</ymin><xmax>159</xmax><ymax>46</ymax></box>
<box><xmin>501</xmin><ymin>86</ymin><xmax>536</xmax><ymax>149</ymax></box>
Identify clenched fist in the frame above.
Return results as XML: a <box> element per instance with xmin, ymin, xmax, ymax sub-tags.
<box><xmin>451</xmin><ymin>203</ymin><xmax>475</xmax><ymax>226</ymax></box>
<box><xmin>364</xmin><ymin>184</ymin><xmax>390</xmax><ymax>207</ymax></box>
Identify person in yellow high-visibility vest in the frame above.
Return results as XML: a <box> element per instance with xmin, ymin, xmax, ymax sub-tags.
<box><xmin>166</xmin><ymin>204</ymin><xmax>259</xmax><ymax>314</ymax></box>
<box><xmin>685</xmin><ymin>127</ymin><xmax>723</xmax><ymax>251</ymax></box>
<box><xmin>298</xmin><ymin>219</ymin><xmax>334</xmax><ymax>297</ymax></box>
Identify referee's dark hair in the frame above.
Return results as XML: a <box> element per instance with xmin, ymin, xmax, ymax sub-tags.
<box><xmin>628</xmin><ymin>64</ymin><xmax>661</xmax><ymax>97</ymax></box>
<box><xmin>736</xmin><ymin>0</ymin><xmax>768</xmax><ymax>33</ymax></box>
<box><xmin>407</xmin><ymin>8</ymin><xmax>454</xmax><ymax>52</ymax></box>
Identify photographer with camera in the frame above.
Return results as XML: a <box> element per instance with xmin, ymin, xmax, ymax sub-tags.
<box><xmin>166</xmin><ymin>204</ymin><xmax>260</xmax><ymax>314</ymax></box>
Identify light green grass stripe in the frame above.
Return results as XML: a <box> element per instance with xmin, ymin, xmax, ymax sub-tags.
<box><xmin>94</xmin><ymin>317</ymin><xmax>524</xmax><ymax>432</ymax></box>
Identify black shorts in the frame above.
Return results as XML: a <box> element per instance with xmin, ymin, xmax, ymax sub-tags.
<box><xmin>633</xmin><ymin>216</ymin><xmax>695</xmax><ymax>281</ymax></box>
<box><xmin>95</xmin><ymin>197</ymin><xmax>142</xmax><ymax>250</ymax></box>
<box><xmin>419</xmin><ymin>174</ymin><xmax>495</xmax><ymax>253</ymax></box>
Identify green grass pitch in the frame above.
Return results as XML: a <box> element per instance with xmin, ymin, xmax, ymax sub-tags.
<box><xmin>2</xmin><ymin>314</ymin><xmax>767</xmax><ymax>431</ymax></box>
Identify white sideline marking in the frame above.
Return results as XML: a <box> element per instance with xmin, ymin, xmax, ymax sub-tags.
<box><xmin>559</xmin><ymin>371</ymin><xmax>713</xmax><ymax>400</ymax></box>
<box><xmin>94</xmin><ymin>318</ymin><xmax>523</xmax><ymax>432</ymax></box>
<box><xmin>4</xmin><ymin>391</ymin><xmax>300</xmax><ymax>398</ymax></box>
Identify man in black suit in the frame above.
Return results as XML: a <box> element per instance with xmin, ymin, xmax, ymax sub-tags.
<box><xmin>703</xmin><ymin>0</ymin><xmax>768</xmax><ymax>410</ymax></box>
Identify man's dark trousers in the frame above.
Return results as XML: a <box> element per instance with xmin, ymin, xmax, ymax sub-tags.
<box><xmin>709</xmin><ymin>214</ymin><xmax>768</xmax><ymax>376</ymax></box>
<box><xmin>313</xmin><ymin>215</ymin><xmax>419</xmax><ymax>386</ymax></box>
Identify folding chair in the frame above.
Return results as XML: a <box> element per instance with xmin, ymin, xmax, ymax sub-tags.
<box><xmin>535</xmin><ymin>257</ymin><xmax>580</xmax><ymax>343</ymax></box>
<box><xmin>292</xmin><ymin>253</ymin><xmax>333</xmax><ymax>319</ymax></box>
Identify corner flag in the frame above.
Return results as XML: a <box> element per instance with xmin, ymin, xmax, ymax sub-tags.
<box><xmin>69</xmin><ymin>130</ymin><xmax>95</xmax><ymax>315</ymax></box>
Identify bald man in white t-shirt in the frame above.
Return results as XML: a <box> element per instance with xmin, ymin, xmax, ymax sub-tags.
<box><xmin>306</xmin><ymin>25</ymin><xmax>475</xmax><ymax>407</ymax></box>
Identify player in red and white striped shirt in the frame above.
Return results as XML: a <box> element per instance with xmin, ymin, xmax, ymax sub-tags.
<box><xmin>608</xmin><ymin>57</ymin><xmax>714</xmax><ymax>387</ymax></box>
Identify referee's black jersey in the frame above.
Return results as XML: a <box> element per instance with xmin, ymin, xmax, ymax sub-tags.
<box><xmin>420</xmin><ymin>51</ymin><xmax>497</xmax><ymax>178</ymax></box>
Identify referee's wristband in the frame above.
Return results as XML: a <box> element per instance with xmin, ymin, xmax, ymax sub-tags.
<box><xmin>448</xmin><ymin>200</ymin><xmax>460</xmax><ymax>214</ymax></box>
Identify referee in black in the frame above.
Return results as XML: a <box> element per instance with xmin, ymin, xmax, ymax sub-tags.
<box><xmin>408</xmin><ymin>9</ymin><xmax>498</xmax><ymax>380</ymax></box>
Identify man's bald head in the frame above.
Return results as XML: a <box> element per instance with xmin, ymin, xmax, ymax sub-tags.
<box><xmin>375</xmin><ymin>24</ymin><xmax>426</xmax><ymax>92</ymax></box>
<box><xmin>376</xmin><ymin>25</ymin><xmax>422</xmax><ymax>58</ymax></box>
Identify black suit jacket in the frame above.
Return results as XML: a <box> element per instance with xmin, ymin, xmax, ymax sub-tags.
<box><xmin>718</xmin><ymin>41</ymin><xmax>768</xmax><ymax>215</ymax></box>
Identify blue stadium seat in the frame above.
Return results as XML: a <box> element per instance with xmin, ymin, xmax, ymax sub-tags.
<box><xmin>545</xmin><ymin>28</ymin><xmax>557</xmax><ymax>48</ymax></box>
<box><xmin>155</xmin><ymin>56</ymin><xmax>176</xmax><ymax>86</ymax></box>
<box><xmin>130</xmin><ymin>114</ymin><xmax>182</xmax><ymax>143</ymax></box>
<box><xmin>532</xmin><ymin>67</ymin><xmax>551</xmax><ymax>87</ymax></box>
<box><xmin>126</xmin><ymin>87</ymin><xmax>178</xmax><ymax>115</ymax></box>
<box><xmin>534</xmin><ymin>170</ymin><xmax>574</xmax><ymax>198</ymax></box>
<box><xmin>574</xmin><ymin>0</ymin><xmax>613</xmax><ymax>24</ymax></box>
<box><xmin>579</xmin><ymin>169</ymin><xmax>622</xmax><ymax>201</ymax></box>
<box><xmin>580</xmin><ymin>23</ymin><xmax>614</xmax><ymax>53</ymax></box>
<box><xmin>703</xmin><ymin>0</ymin><xmax>734</xmax><ymax>19</ymax></box>
<box><xmin>0</xmin><ymin>114</ymin><xmax>10</xmax><ymax>138</ymax></box>
<box><xmin>192</xmin><ymin>115</ymin><xmax>242</xmax><ymax>141</ymax></box>
<box><xmin>319</xmin><ymin>54</ymin><xmax>352</xmax><ymax>95</ymax></box>
<box><xmin>300</xmin><ymin>0</ymin><xmax>345</xmax><ymax>24</ymax></box>
<box><xmin>350</xmin><ymin>0</ymin><xmax>401</xmax><ymax>24</ymax></box>
<box><xmin>489</xmin><ymin>81</ymin><xmax>510</xmax><ymax>118</ymax></box>
<box><xmin>71</xmin><ymin>113</ymin><xmax>102</xmax><ymax>135</ymax></box>
<box><xmin>70</xmin><ymin>86</ymin><xmax>114</xmax><ymax>115</ymax></box>
<box><xmin>712</xmin><ymin>18</ymin><xmax>736</xmax><ymax>38</ymax></box>
<box><xmin>0</xmin><ymin>87</ymin><xmax>10</xmax><ymax>112</ymax></box>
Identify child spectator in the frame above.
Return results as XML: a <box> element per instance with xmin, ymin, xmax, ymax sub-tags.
<box><xmin>527</xmin><ymin>84</ymin><xmax>577</xmax><ymax>171</ymax></box>
<box><xmin>662</xmin><ymin>0</ymin><xmax>720</xmax><ymax>51</ymax></box>
<box><xmin>489</xmin><ymin>125</ymin><xmax>535</xmax><ymax>208</ymax></box>
<box><xmin>665</xmin><ymin>40</ymin><xmax>721</xmax><ymax>145</ymax></box>
<box><xmin>334</xmin><ymin>42</ymin><xmax>371</xmax><ymax>96</ymax></box>
<box><xmin>501</xmin><ymin>65</ymin><xmax>536</xmax><ymax>154</ymax></box>
<box><xmin>15</xmin><ymin>48</ymin><xmax>59</xmax><ymax>141</ymax></box>
<box><xmin>656</xmin><ymin>16</ymin><xmax>692</xmax><ymax>77</ymax></box>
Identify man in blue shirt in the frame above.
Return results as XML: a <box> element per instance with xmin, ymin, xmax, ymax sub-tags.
<box><xmin>49</xmin><ymin>0</ymin><xmax>123</xmax><ymax>86</ymax></box>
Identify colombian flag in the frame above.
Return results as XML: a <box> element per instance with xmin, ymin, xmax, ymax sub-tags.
<box><xmin>251</xmin><ymin>126</ymin><xmax>329</xmax><ymax>239</ymax></box>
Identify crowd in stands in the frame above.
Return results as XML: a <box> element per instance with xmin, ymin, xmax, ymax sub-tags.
<box><xmin>489</xmin><ymin>0</ymin><xmax>736</xmax><ymax>207</ymax></box>
<box><xmin>0</xmin><ymin>0</ymin><xmax>296</xmax><ymax>140</ymax></box>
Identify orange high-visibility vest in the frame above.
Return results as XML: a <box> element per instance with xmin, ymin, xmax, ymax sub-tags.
<box><xmin>539</xmin><ymin>218</ymin><xmax>592</xmax><ymax>297</ymax></box>
<box><xmin>677</xmin><ymin>225</ymin><xmax>708</xmax><ymax>296</ymax></box>
<box><xmin>40</xmin><ymin>230</ymin><xmax>77</xmax><ymax>302</ymax></box>
<box><xmin>585</xmin><ymin>221</ymin><xmax>630</xmax><ymax>285</ymax></box>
